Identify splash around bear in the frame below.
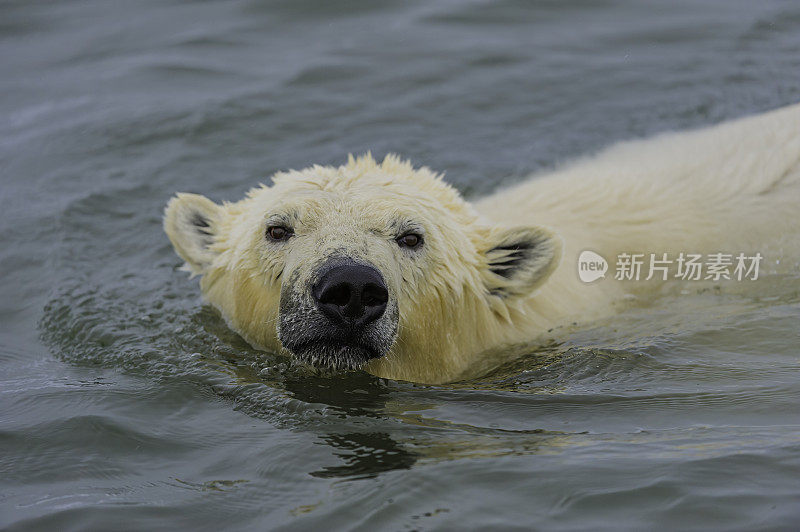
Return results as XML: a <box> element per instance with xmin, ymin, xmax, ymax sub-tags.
<box><xmin>165</xmin><ymin>103</ymin><xmax>800</xmax><ymax>384</ymax></box>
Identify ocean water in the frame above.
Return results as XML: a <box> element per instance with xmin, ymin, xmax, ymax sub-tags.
<box><xmin>2</xmin><ymin>0</ymin><xmax>800</xmax><ymax>529</ymax></box>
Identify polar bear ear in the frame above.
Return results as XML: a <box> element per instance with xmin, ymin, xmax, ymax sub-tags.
<box><xmin>163</xmin><ymin>193</ymin><xmax>222</xmax><ymax>275</ymax></box>
<box><xmin>481</xmin><ymin>226</ymin><xmax>562</xmax><ymax>299</ymax></box>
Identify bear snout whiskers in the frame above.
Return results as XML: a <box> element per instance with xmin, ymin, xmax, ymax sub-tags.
<box><xmin>312</xmin><ymin>261</ymin><xmax>388</xmax><ymax>330</ymax></box>
<box><xmin>277</xmin><ymin>259</ymin><xmax>397</xmax><ymax>369</ymax></box>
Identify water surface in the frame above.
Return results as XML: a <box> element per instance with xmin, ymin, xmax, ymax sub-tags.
<box><xmin>2</xmin><ymin>0</ymin><xmax>800</xmax><ymax>529</ymax></box>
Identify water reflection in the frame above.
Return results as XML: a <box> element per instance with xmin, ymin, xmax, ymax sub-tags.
<box><xmin>186</xmin><ymin>304</ymin><xmax>582</xmax><ymax>479</ymax></box>
<box><xmin>311</xmin><ymin>431</ymin><xmax>419</xmax><ymax>479</ymax></box>
<box><xmin>274</xmin><ymin>349</ymin><xmax>573</xmax><ymax>479</ymax></box>
<box><xmin>275</xmin><ymin>368</ymin><xmax>423</xmax><ymax>478</ymax></box>
<box><xmin>280</xmin><ymin>371</ymin><xmax>395</xmax><ymax>417</ymax></box>
<box><xmin>43</xmin><ymin>283</ymin><xmax>800</xmax><ymax>484</ymax></box>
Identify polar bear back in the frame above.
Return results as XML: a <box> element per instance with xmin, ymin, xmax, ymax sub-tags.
<box><xmin>477</xmin><ymin>103</ymin><xmax>800</xmax><ymax>272</ymax></box>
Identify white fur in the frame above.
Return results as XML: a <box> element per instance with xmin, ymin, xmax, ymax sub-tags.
<box><xmin>165</xmin><ymin>103</ymin><xmax>800</xmax><ymax>384</ymax></box>
<box><xmin>474</xmin><ymin>102</ymin><xmax>800</xmax><ymax>352</ymax></box>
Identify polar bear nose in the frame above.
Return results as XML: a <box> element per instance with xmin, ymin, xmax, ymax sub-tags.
<box><xmin>312</xmin><ymin>263</ymin><xmax>389</xmax><ymax>328</ymax></box>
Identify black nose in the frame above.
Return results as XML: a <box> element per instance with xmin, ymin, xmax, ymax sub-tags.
<box><xmin>312</xmin><ymin>263</ymin><xmax>389</xmax><ymax>328</ymax></box>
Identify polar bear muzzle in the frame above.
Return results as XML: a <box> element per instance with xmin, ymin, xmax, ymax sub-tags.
<box><xmin>312</xmin><ymin>262</ymin><xmax>389</xmax><ymax>328</ymax></box>
<box><xmin>278</xmin><ymin>259</ymin><xmax>398</xmax><ymax>370</ymax></box>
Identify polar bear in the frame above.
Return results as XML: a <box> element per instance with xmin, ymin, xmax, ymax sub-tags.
<box><xmin>165</xmin><ymin>103</ymin><xmax>800</xmax><ymax>384</ymax></box>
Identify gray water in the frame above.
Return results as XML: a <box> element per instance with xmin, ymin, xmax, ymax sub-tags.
<box><xmin>2</xmin><ymin>0</ymin><xmax>800</xmax><ymax>529</ymax></box>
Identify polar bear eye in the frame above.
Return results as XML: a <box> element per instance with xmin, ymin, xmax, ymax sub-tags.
<box><xmin>396</xmin><ymin>233</ymin><xmax>423</xmax><ymax>249</ymax></box>
<box><xmin>266</xmin><ymin>225</ymin><xmax>293</xmax><ymax>242</ymax></box>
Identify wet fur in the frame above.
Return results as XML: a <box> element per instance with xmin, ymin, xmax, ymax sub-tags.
<box><xmin>165</xmin><ymin>103</ymin><xmax>800</xmax><ymax>384</ymax></box>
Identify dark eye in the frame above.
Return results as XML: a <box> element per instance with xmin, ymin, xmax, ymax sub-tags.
<box><xmin>396</xmin><ymin>233</ymin><xmax>423</xmax><ymax>249</ymax></box>
<box><xmin>266</xmin><ymin>225</ymin><xmax>292</xmax><ymax>242</ymax></box>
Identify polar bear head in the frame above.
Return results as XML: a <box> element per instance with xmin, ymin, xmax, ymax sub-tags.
<box><xmin>164</xmin><ymin>154</ymin><xmax>560</xmax><ymax>382</ymax></box>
